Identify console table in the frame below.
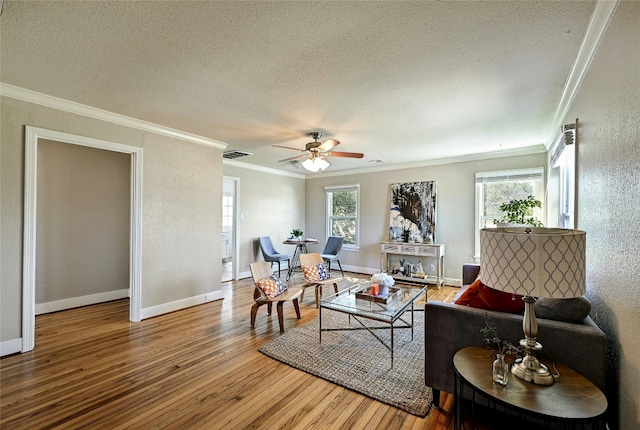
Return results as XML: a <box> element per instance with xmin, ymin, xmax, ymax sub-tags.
<box><xmin>379</xmin><ymin>241</ymin><xmax>445</xmax><ymax>288</ymax></box>
<box><xmin>453</xmin><ymin>346</ymin><xmax>608</xmax><ymax>429</ymax></box>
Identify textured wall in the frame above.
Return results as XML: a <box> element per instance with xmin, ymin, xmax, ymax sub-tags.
<box><xmin>1</xmin><ymin>97</ymin><xmax>223</xmax><ymax>342</ymax></box>
<box><xmin>563</xmin><ymin>2</ymin><xmax>640</xmax><ymax>428</ymax></box>
<box><xmin>303</xmin><ymin>152</ymin><xmax>547</xmax><ymax>281</ymax></box>
<box><xmin>222</xmin><ymin>164</ymin><xmax>306</xmax><ymax>277</ymax></box>
<box><xmin>36</xmin><ymin>139</ymin><xmax>130</xmax><ymax>304</ymax></box>
<box><xmin>142</xmin><ymin>134</ymin><xmax>221</xmax><ymax>307</ymax></box>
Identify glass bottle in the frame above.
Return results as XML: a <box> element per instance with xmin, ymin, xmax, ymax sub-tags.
<box><xmin>492</xmin><ymin>354</ymin><xmax>509</xmax><ymax>386</ymax></box>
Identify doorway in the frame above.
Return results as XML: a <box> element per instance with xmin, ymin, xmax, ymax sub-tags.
<box><xmin>22</xmin><ymin>127</ymin><xmax>143</xmax><ymax>352</ymax></box>
<box><xmin>222</xmin><ymin>176</ymin><xmax>239</xmax><ymax>282</ymax></box>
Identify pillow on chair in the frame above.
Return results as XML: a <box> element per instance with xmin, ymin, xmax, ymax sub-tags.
<box><xmin>302</xmin><ymin>263</ymin><xmax>330</xmax><ymax>282</ymax></box>
<box><xmin>256</xmin><ymin>275</ymin><xmax>287</xmax><ymax>298</ymax></box>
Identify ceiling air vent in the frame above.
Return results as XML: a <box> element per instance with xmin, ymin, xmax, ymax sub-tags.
<box><xmin>223</xmin><ymin>150</ymin><xmax>253</xmax><ymax>160</ymax></box>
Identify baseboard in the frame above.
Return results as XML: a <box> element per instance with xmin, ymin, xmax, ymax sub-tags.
<box><xmin>241</xmin><ymin>265</ymin><xmax>462</xmax><ymax>287</ymax></box>
<box><xmin>140</xmin><ymin>290</ymin><xmax>224</xmax><ymax>320</ymax></box>
<box><xmin>342</xmin><ymin>265</ymin><xmax>462</xmax><ymax>287</ymax></box>
<box><xmin>35</xmin><ymin>289</ymin><xmax>130</xmax><ymax>315</ymax></box>
<box><xmin>447</xmin><ymin>278</ymin><xmax>463</xmax><ymax>287</ymax></box>
<box><xmin>0</xmin><ymin>338</ymin><xmax>23</xmax><ymax>357</ymax></box>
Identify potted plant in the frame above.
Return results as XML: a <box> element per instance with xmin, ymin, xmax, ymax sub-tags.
<box><xmin>290</xmin><ymin>228</ymin><xmax>304</xmax><ymax>239</ymax></box>
<box><xmin>494</xmin><ymin>195</ymin><xmax>543</xmax><ymax>227</ymax></box>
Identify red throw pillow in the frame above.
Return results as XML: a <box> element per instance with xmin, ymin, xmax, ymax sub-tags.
<box><xmin>454</xmin><ymin>279</ymin><xmax>525</xmax><ymax>314</ymax></box>
<box><xmin>454</xmin><ymin>278</ymin><xmax>484</xmax><ymax>306</ymax></box>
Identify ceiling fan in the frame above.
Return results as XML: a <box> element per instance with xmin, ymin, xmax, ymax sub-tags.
<box><xmin>273</xmin><ymin>132</ymin><xmax>364</xmax><ymax>172</ymax></box>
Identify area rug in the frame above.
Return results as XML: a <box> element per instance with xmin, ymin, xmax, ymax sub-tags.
<box><xmin>258</xmin><ymin>310</ymin><xmax>432</xmax><ymax>417</ymax></box>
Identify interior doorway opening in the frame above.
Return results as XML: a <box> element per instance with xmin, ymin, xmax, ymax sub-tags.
<box><xmin>22</xmin><ymin>127</ymin><xmax>143</xmax><ymax>352</ymax></box>
<box><xmin>222</xmin><ymin>176</ymin><xmax>239</xmax><ymax>282</ymax></box>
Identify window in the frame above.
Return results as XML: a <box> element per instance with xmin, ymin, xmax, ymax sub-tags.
<box><xmin>555</xmin><ymin>141</ymin><xmax>575</xmax><ymax>229</ymax></box>
<box><xmin>474</xmin><ymin>168</ymin><xmax>544</xmax><ymax>260</ymax></box>
<box><xmin>222</xmin><ymin>194</ymin><xmax>233</xmax><ymax>229</ymax></box>
<box><xmin>325</xmin><ymin>184</ymin><xmax>360</xmax><ymax>250</ymax></box>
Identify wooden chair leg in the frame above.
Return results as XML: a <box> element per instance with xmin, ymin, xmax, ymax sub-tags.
<box><xmin>293</xmin><ymin>298</ymin><xmax>301</xmax><ymax>319</ymax></box>
<box><xmin>276</xmin><ymin>301</ymin><xmax>285</xmax><ymax>333</ymax></box>
<box><xmin>267</xmin><ymin>302</ymin><xmax>273</xmax><ymax>315</ymax></box>
<box><xmin>250</xmin><ymin>302</ymin><xmax>263</xmax><ymax>328</ymax></box>
<box><xmin>333</xmin><ymin>282</ymin><xmax>338</xmax><ymax>294</ymax></box>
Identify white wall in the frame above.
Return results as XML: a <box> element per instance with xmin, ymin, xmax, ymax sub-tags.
<box><xmin>36</xmin><ymin>139</ymin><xmax>130</xmax><ymax>306</ymax></box>
<box><xmin>563</xmin><ymin>2</ymin><xmax>640</xmax><ymax>428</ymax></box>
<box><xmin>222</xmin><ymin>162</ymin><xmax>306</xmax><ymax>278</ymax></box>
<box><xmin>304</xmin><ymin>152</ymin><xmax>547</xmax><ymax>283</ymax></box>
<box><xmin>1</xmin><ymin>96</ymin><xmax>223</xmax><ymax>347</ymax></box>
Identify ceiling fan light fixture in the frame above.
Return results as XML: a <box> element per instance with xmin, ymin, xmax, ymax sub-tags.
<box><xmin>301</xmin><ymin>157</ymin><xmax>331</xmax><ymax>173</ymax></box>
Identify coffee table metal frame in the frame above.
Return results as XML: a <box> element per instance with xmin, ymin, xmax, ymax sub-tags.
<box><xmin>319</xmin><ymin>281</ymin><xmax>427</xmax><ymax>368</ymax></box>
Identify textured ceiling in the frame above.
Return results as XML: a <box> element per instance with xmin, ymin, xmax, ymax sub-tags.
<box><xmin>1</xmin><ymin>1</ymin><xmax>596</xmax><ymax>174</ymax></box>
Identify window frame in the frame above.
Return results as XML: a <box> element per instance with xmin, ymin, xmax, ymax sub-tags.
<box><xmin>325</xmin><ymin>184</ymin><xmax>360</xmax><ymax>251</ymax></box>
<box><xmin>474</xmin><ymin>168</ymin><xmax>545</xmax><ymax>261</ymax></box>
<box><xmin>555</xmin><ymin>144</ymin><xmax>575</xmax><ymax>229</ymax></box>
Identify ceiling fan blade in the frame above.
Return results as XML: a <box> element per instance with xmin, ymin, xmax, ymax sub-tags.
<box><xmin>278</xmin><ymin>153</ymin><xmax>309</xmax><ymax>162</ymax></box>
<box><xmin>272</xmin><ymin>144</ymin><xmax>306</xmax><ymax>152</ymax></box>
<box><xmin>318</xmin><ymin>139</ymin><xmax>340</xmax><ymax>151</ymax></box>
<box><xmin>326</xmin><ymin>151</ymin><xmax>364</xmax><ymax>159</ymax></box>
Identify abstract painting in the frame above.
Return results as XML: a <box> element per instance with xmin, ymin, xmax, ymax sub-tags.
<box><xmin>389</xmin><ymin>181</ymin><xmax>437</xmax><ymax>243</ymax></box>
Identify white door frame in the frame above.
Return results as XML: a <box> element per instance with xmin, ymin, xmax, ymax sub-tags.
<box><xmin>223</xmin><ymin>175</ymin><xmax>240</xmax><ymax>280</ymax></box>
<box><xmin>22</xmin><ymin>126</ymin><xmax>143</xmax><ymax>352</ymax></box>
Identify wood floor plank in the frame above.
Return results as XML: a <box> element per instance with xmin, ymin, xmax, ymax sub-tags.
<box><xmin>1</xmin><ymin>272</ymin><xmax>461</xmax><ymax>429</ymax></box>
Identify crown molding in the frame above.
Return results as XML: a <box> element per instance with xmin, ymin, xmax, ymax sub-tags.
<box><xmin>546</xmin><ymin>0</ymin><xmax>620</xmax><ymax>148</ymax></box>
<box><xmin>0</xmin><ymin>83</ymin><xmax>228</xmax><ymax>150</ymax></box>
<box><xmin>223</xmin><ymin>159</ymin><xmax>306</xmax><ymax>179</ymax></box>
<box><xmin>313</xmin><ymin>145</ymin><xmax>547</xmax><ymax>178</ymax></box>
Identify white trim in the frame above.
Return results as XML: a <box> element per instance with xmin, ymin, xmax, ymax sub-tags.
<box><xmin>1</xmin><ymin>339</ymin><xmax>23</xmax><ymax>357</ymax></box>
<box><xmin>546</xmin><ymin>0</ymin><xmax>620</xmax><ymax>148</ymax></box>
<box><xmin>314</xmin><ymin>145</ymin><xmax>547</xmax><ymax>178</ymax></box>
<box><xmin>324</xmin><ymin>183</ymin><xmax>360</xmax><ymax>191</ymax></box>
<box><xmin>22</xmin><ymin>127</ymin><xmax>38</xmax><ymax>353</ymax></box>
<box><xmin>329</xmin><ymin>264</ymin><xmax>462</xmax><ymax>287</ymax></box>
<box><xmin>130</xmin><ymin>150</ymin><xmax>143</xmax><ymax>322</ymax></box>
<box><xmin>223</xmin><ymin>158</ymin><xmax>306</xmax><ymax>179</ymax></box>
<box><xmin>228</xmin><ymin>145</ymin><xmax>545</xmax><ymax>179</ymax></box>
<box><xmin>22</xmin><ymin>126</ymin><xmax>143</xmax><ymax>352</ymax></box>
<box><xmin>325</xmin><ymin>184</ymin><xmax>360</xmax><ymax>250</ymax></box>
<box><xmin>35</xmin><ymin>289</ymin><xmax>130</xmax><ymax>315</ymax></box>
<box><xmin>1</xmin><ymin>83</ymin><xmax>227</xmax><ymax>150</ymax></box>
<box><xmin>140</xmin><ymin>290</ymin><xmax>224</xmax><ymax>320</ymax></box>
<box><xmin>475</xmin><ymin>167</ymin><xmax>545</xmax><ymax>182</ymax></box>
<box><xmin>223</xmin><ymin>175</ymin><xmax>241</xmax><ymax>281</ymax></box>
<box><xmin>238</xmin><ymin>270</ymin><xmax>252</xmax><ymax>280</ymax></box>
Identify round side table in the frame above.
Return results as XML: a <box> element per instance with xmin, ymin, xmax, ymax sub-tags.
<box><xmin>453</xmin><ymin>346</ymin><xmax>607</xmax><ymax>429</ymax></box>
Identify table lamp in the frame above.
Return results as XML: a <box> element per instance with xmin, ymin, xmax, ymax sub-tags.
<box><xmin>480</xmin><ymin>227</ymin><xmax>586</xmax><ymax>385</ymax></box>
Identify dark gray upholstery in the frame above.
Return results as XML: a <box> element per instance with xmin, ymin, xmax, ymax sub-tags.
<box><xmin>258</xmin><ymin>236</ymin><xmax>290</xmax><ymax>278</ymax></box>
<box><xmin>320</xmin><ymin>236</ymin><xmax>344</xmax><ymax>276</ymax></box>
<box><xmin>425</xmin><ymin>264</ymin><xmax>607</xmax><ymax>408</ymax></box>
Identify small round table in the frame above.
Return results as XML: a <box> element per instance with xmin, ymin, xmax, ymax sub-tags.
<box><xmin>453</xmin><ymin>346</ymin><xmax>608</xmax><ymax>430</ymax></box>
<box><xmin>283</xmin><ymin>238</ymin><xmax>319</xmax><ymax>279</ymax></box>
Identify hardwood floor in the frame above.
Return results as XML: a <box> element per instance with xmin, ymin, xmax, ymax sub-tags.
<box><xmin>1</xmin><ymin>273</ymin><xmax>461</xmax><ymax>429</ymax></box>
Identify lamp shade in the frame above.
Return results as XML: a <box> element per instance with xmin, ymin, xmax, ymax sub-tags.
<box><xmin>480</xmin><ymin>227</ymin><xmax>586</xmax><ymax>298</ymax></box>
<box><xmin>301</xmin><ymin>157</ymin><xmax>330</xmax><ymax>172</ymax></box>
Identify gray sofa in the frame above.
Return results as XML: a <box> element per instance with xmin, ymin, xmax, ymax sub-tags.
<box><xmin>425</xmin><ymin>264</ymin><xmax>607</xmax><ymax>408</ymax></box>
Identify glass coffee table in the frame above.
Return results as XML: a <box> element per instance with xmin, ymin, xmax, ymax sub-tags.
<box><xmin>319</xmin><ymin>280</ymin><xmax>427</xmax><ymax>368</ymax></box>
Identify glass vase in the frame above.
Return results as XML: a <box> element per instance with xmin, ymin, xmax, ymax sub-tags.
<box><xmin>492</xmin><ymin>354</ymin><xmax>509</xmax><ymax>386</ymax></box>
